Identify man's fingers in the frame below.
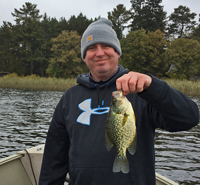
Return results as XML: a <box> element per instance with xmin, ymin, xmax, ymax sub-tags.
<box><xmin>116</xmin><ymin>72</ymin><xmax>152</xmax><ymax>95</ymax></box>
<box><xmin>128</xmin><ymin>76</ymin><xmax>137</xmax><ymax>93</ymax></box>
<box><xmin>135</xmin><ymin>78</ymin><xmax>145</xmax><ymax>92</ymax></box>
<box><xmin>116</xmin><ymin>74</ymin><xmax>130</xmax><ymax>94</ymax></box>
<box><xmin>116</xmin><ymin>78</ymin><xmax>122</xmax><ymax>91</ymax></box>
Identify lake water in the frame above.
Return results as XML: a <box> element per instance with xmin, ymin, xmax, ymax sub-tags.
<box><xmin>0</xmin><ymin>88</ymin><xmax>199</xmax><ymax>184</ymax></box>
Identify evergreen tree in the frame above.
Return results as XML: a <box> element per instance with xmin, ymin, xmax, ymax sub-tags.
<box><xmin>167</xmin><ymin>5</ymin><xmax>197</xmax><ymax>38</ymax></box>
<box><xmin>107</xmin><ymin>4</ymin><xmax>131</xmax><ymax>39</ymax></box>
<box><xmin>11</xmin><ymin>2</ymin><xmax>42</xmax><ymax>24</ymax></box>
<box><xmin>68</xmin><ymin>13</ymin><xmax>93</xmax><ymax>36</ymax></box>
<box><xmin>0</xmin><ymin>22</ymin><xmax>14</xmax><ymax>72</ymax></box>
<box><xmin>39</xmin><ymin>13</ymin><xmax>61</xmax><ymax>77</ymax></box>
<box><xmin>129</xmin><ymin>0</ymin><xmax>167</xmax><ymax>33</ymax></box>
<box><xmin>1</xmin><ymin>2</ymin><xmax>100</xmax><ymax>77</ymax></box>
<box><xmin>191</xmin><ymin>24</ymin><xmax>200</xmax><ymax>42</ymax></box>
<box><xmin>58</xmin><ymin>17</ymin><xmax>69</xmax><ymax>32</ymax></box>
<box><xmin>11</xmin><ymin>2</ymin><xmax>43</xmax><ymax>75</ymax></box>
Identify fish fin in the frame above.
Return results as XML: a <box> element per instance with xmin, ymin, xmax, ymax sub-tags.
<box><xmin>113</xmin><ymin>156</ymin><xmax>129</xmax><ymax>174</ymax></box>
<box><xmin>133</xmin><ymin>112</ymin><xmax>136</xmax><ymax>122</ymax></box>
<box><xmin>105</xmin><ymin>132</ymin><xmax>113</xmax><ymax>151</ymax></box>
<box><xmin>128</xmin><ymin>132</ymin><xmax>137</xmax><ymax>155</ymax></box>
<box><xmin>122</xmin><ymin>113</ymin><xmax>129</xmax><ymax>127</ymax></box>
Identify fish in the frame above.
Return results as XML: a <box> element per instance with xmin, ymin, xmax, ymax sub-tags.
<box><xmin>105</xmin><ymin>91</ymin><xmax>137</xmax><ymax>174</ymax></box>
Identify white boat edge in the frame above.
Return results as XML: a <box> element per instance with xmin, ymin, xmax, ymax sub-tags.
<box><xmin>0</xmin><ymin>145</ymin><xmax>179</xmax><ymax>185</ymax></box>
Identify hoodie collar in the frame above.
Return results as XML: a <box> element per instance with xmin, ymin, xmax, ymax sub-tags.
<box><xmin>89</xmin><ymin>67</ymin><xmax>119</xmax><ymax>86</ymax></box>
<box><xmin>77</xmin><ymin>65</ymin><xmax>129</xmax><ymax>88</ymax></box>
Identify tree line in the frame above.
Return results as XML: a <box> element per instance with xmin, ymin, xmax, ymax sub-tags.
<box><xmin>0</xmin><ymin>1</ymin><xmax>200</xmax><ymax>79</ymax></box>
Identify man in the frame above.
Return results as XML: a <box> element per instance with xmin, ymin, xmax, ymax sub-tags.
<box><xmin>39</xmin><ymin>18</ymin><xmax>199</xmax><ymax>185</ymax></box>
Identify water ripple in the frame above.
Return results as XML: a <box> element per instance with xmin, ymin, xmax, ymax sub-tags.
<box><xmin>0</xmin><ymin>88</ymin><xmax>199</xmax><ymax>184</ymax></box>
<box><xmin>0</xmin><ymin>88</ymin><xmax>63</xmax><ymax>158</ymax></box>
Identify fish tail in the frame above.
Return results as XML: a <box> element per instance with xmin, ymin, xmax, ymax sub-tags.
<box><xmin>113</xmin><ymin>155</ymin><xmax>129</xmax><ymax>174</ymax></box>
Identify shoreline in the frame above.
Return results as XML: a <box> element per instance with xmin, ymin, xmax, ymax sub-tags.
<box><xmin>0</xmin><ymin>75</ymin><xmax>77</xmax><ymax>92</ymax></box>
<box><xmin>0</xmin><ymin>76</ymin><xmax>200</xmax><ymax>96</ymax></box>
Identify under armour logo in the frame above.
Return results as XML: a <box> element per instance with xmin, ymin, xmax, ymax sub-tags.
<box><xmin>77</xmin><ymin>98</ymin><xmax>110</xmax><ymax>126</ymax></box>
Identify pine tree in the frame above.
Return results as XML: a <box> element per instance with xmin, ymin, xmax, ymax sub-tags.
<box><xmin>0</xmin><ymin>22</ymin><xmax>14</xmax><ymax>72</ymax></box>
<box><xmin>107</xmin><ymin>4</ymin><xmax>131</xmax><ymax>39</ymax></box>
<box><xmin>11</xmin><ymin>2</ymin><xmax>43</xmax><ymax>75</ymax></box>
<box><xmin>192</xmin><ymin>24</ymin><xmax>200</xmax><ymax>42</ymax></box>
<box><xmin>129</xmin><ymin>0</ymin><xmax>167</xmax><ymax>32</ymax></box>
<box><xmin>11</xmin><ymin>2</ymin><xmax>42</xmax><ymax>24</ymax></box>
<box><xmin>167</xmin><ymin>5</ymin><xmax>197</xmax><ymax>38</ymax></box>
<box><xmin>68</xmin><ymin>13</ymin><xmax>93</xmax><ymax>36</ymax></box>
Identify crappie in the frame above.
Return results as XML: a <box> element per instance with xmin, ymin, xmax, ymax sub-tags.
<box><xmin>105</xmin><ymin>91</ymin><xmax>137</xmax><ymax>174</ymax></box>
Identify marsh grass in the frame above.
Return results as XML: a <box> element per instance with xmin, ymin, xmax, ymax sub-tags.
<box><xmin>1</xmin><ymin>73</ymin><xmax>200</xmax><ymax>95</ymax></box>
<box><xmin>0</xmin><ymin>73</ymin><xmax>77</xmax><ymax>92</ymax></box>
<box><xmin>163</xmin><ymin>79</ymin><xmax>200</xmax><ymax>96</ymax></box>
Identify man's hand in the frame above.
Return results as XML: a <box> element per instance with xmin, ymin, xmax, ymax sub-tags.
<box><xmin>116</xmin><ymin>72</ymin><xmax>152</xmax><ymax>95</ymax></box>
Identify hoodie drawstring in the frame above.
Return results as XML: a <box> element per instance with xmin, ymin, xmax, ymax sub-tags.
<box><xmin>95</xmin><ymin>84</ymin><xmax>100</xmax><ymax>109</ymax></box>
<box><xmin>101</xmin><ymin>83</ymin><xmax>109</xmax><ymax>106</ymax></box>
<box><xmin>95</xmin><ymin>83</ymin><xmax>109</xmax><ymax>109</ymax></box>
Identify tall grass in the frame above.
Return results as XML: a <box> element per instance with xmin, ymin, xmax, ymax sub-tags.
<box><xmin>164</xmin><ymin>79</ymin><xmax>200</xmax><ymax>96</ymax></box>
<box><xmin>0</xmin><ymin>73</ymin><xmax>200</xmax><ymax>95</ymax></box>
<box><xmin>0</xmin><ymin>73</ymin><xmax>77</xmax><ymax>92</ymax></box>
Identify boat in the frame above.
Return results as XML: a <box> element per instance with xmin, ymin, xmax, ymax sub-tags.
<box><xmin>0</xmin><ymin>145</ymin><xmax>179</xmax><ymax>185</ymax></box>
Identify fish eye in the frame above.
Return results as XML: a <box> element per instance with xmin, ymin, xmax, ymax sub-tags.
<box><xmin>113</xmin><ymin>99</ymin><xmax>117</xmax><ymax>103</ymax></box>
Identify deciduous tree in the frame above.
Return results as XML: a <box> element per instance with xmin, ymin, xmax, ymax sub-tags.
<box><xmin>120</xmin><ymin>29</ymin><xmax>149</xmax><ymax>73</ymax></box>
<box><xmin>46</xmin><ymin>30</ymin><xmax>84</xmax><ymax>78</ymax></box>
<box><xmin>163</xmin><ymin>38</ymin><xmax>200</xmax><ymax>79</ymax></box>
<box><xmin>146</xmin><ymin>29</ymin><xmax>168</xmax><ymax>77</ymax></box>
<box><xmin>120</xmin><ymin>29</ymin><xmax>168</xmax><ymax>77</ymax></box>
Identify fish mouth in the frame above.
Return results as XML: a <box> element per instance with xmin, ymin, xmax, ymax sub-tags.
<box><xmin>112</xmin><ymin>91</ymin><xmax>122</xmax><ymax>99</ymax></box>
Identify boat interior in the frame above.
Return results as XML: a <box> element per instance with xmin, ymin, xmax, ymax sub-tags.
<box><xmin>0</xmin><ymin>145</ymin><xmax>179</xmax><ymax>185</ymax></box>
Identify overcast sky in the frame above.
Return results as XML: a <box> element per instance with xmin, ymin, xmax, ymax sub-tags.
<box><xmin>0</xmin><ymin>0</ymin><xmax>199</xmax><ymax>26</ymax></box>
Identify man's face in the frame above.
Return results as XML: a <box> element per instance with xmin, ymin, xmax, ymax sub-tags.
<box><xmin>84</xmin><ymin>43</ymin><xmax>120</xmax><ymax>81</ymax></box>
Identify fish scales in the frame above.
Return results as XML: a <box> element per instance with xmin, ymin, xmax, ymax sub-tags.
<box><xmin>105</xmin><ymin>91</ymin><xmax>137</xmax><ymax>174</ymax></box>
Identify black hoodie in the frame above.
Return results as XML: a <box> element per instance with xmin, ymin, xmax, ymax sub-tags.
<box><xmin>39</xmin><ymin>65</ymin><xmax>199</xmax><ymax>185</ymax></box>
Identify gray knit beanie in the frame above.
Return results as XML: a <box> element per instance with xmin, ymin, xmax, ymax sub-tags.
<box><xmin>81</xmin><ymin>18</ymin><xmax>122</xmax><ymax>59</ymax></box>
